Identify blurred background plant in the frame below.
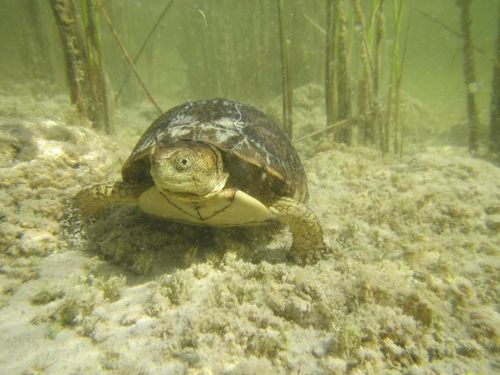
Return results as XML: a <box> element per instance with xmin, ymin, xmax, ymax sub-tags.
<box><xmin>0</xmin><ymin>0</ymin><xmax>497</xmax><ymax>156</ymax></box>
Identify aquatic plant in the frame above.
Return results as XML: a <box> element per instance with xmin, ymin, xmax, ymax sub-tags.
<box><xmin>325</xmin><ymin>0</ymin><xmax>338</xmax><ymax>132</ymax></box>
<box><xmin>276</xmin><ymin>0</ymin><xmax>294</xmax><ymax>138</ymax></box>
<box><xmin>325</xmin><ymin>0</ymin><xmax>365</xmax><ymax>145</ymax></box>
<box><xmin>457</xmin><ymin>0</ymin><xmax>480</xmax><ymax>155</ymax></box>
<box><xmin>50</xmin><ymin>0</ymin><xmax>111</xmax><ymax>132</ymax></box>
<box><xmin>489</xmin><ymin>4</ymin><xmax>500</xmax><ymax>155</ymax></box>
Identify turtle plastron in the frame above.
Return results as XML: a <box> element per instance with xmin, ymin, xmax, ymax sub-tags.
<box><xmin>138</xmin><ymin>186</ymin><xmax>274</xmax><ymax>227</ymax></box>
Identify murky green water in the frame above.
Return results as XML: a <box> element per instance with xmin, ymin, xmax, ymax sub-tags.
<box><xmin>0</xmin><ymin>1</ymin><xmax>498</xmax><ymax>374</ymax></box>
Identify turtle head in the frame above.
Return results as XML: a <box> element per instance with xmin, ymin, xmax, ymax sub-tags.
<box><xmin>149</xmin><ymin>141</ymin><xmax>228</xmax><ymax>200</ymax></box>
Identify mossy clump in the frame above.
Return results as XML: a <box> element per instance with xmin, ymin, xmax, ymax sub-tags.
<box><xmin>31</xmin><ymin>287</ymin><xmax>64</xmax><ymax>305</ymax></box>
<box><xmin>157</xmin><ymin>272</ymin><xmax>193</xmax><ymax>306</ymax></box>
<box><xmin>53</xmin><ymin>290</ymin><xmax>98</xmax><ymax>328</ymax></box>
<box><xmin>245</xmin><ymin>329</ymin><xmax>287</xmax><ymax>359</ymax></box>
<box><xmin>94</xmin><ymin>275</ymin><xmax>126</xmax><ymax>302</ymax></box>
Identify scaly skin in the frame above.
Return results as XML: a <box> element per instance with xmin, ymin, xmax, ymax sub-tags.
<box><xmin>74</xmin><ymin>182</ymin><xmax>147</xmax><ymax>217</ymax></box>
<box><xmin>269</xmin><ymin>196</ymin><xmax>327</xmax><ymax>264</ymax></box>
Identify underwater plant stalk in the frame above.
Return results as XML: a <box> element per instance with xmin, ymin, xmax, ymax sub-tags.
<box><xmin>373</xmin><ymin>0</ymin><xmax>385</xmax><ymax>149</ymax></box>
<box><xmin>80</xmin><ymin>0</ymin><xmax>111</xmax><ymax>134</ymax></box>
<box><xmin>458</xmin><ymin>0</ymin><xmax>479</xmax><ymax>155</ymax></box>
<box><xmin>387</xmin><ymin>0</ymin><xmax>404</xmax><ymax>155</ymax></box>
<box><xmin>352</xmin><ymin>0</ymin><xmax>376</xmax><ymax>147</ymax></box>
<box><xmin>394</xmin><ymin>5</ymin><xmax>411</xmax><ymax>157</ymax></box>
<box><xmin>325</xmin><ymin>0</ymin><xmax>338</xmax><ymax>128</ymax></box>
<box><xmin>336</xmin><ymin>0</ymin><xmax>352</xmax><ymax>144</ymax></box>
<box><xmin>276</xmin><ymin>0</ymin><xmax>294</xmax><ymax>138</ymax></box>
<box><xmin>489</xmin><ymin>4</ymin><xmax>500</xmax><ymax>154</ymax></box>
<box><xmin>115</xmin><ymin>0</ymin><xmax>174</xmax><ymax>103</ymax></box>
<box><xmin>373</xmin><ymin>0</ymin><xmax>384</xmax><ymax>107</ymax></box>
<box><xmin>352</xmin><ymin>0</ymin><xmax>374</xmax><ymax>88</ymax></box>
<box><xmin>96</xmin><ymin>0</ymin><xmax>162</xmax><ymax>115</ymax></box>
<box><xmin>50</xmin><ymin>0</ymin><xmax>91</xmax><ymax>121</ymax></box>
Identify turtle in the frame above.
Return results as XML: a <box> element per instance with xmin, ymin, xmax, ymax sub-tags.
<box><xmin>76</xmin><ymin>98</ymin><xmax>326</xmax><ymax>263</ymax></box>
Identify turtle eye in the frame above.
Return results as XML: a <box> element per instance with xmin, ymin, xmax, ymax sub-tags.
<box><xmin>175</xmin><ymin>155</ymin><xmax>193</xmax><ymax>171</ymax></box>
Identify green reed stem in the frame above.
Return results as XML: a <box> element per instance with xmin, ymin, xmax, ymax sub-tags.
<box><xmin>489</xmin><ymin>4</ymin><xmax>500</xmax><ymax>154</ymax></box>
<box><xmin>458</xmin><ymin>0</ymin><xmax>479</xmax><ymax>155</ymax></box>
<box><xmin>277</xmin><ymin>0</ymin><xmax>294</xmax><ymax>138</ymax></box>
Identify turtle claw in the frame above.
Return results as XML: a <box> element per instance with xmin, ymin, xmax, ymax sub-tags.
<box><xmin>75</xmin><ymin>182</ymin><xmax>146</xmax><ymax>218</ymax></box>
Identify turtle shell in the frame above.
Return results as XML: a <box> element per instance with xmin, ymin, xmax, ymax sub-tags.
<box><xmin>122</xmin><ymin>98</ymin><xmax>308</xmax><ymax>203</ymax></box>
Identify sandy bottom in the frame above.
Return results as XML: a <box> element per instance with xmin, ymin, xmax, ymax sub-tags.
<box><xmin>0</xmin><ymin>99</ymin><xmax>499</xmax><ymax>374</ymax></box>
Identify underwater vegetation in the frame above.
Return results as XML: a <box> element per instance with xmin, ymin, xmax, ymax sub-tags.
<box><xmin>68</xmin><ymin>1</ymin><xmax>500</xmax><ymax>156</ymax></box>
<box><xmin>5</xmin><ymin>1</ymin><xmax>498</xmax><ymax>156</ymax></box>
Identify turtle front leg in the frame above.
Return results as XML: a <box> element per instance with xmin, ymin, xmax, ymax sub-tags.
<box><xmin>75</xmin><ymin>181</ymin><xmax>147</xmax><ymax>218</ymax></box>
<box><xmin>269</xmin><ymin>197</ymin><xmax>326</xmax><ymax>264</ymax></box>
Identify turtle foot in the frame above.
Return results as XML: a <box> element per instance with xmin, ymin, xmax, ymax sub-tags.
<box><xmin>75</xmin><ymin>182</ymin><xmax>146</xmax><ymax>218</ymax></box>
<box><xmin>270</xmin><ymin>196</ymin><xmax>327</xmax><ymax>264</ymax></box>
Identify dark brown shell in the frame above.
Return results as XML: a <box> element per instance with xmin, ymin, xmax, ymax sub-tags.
<box><xmin>122</xmin><ymin>98</ymin><xmax>308</xmax><ymax>203</ymax></box>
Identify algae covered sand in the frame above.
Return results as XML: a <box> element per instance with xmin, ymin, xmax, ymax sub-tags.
<box><xmin>0</xmin><ymin>99</ymin><xmax>499</xmax><ymax>374</ymax></box>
